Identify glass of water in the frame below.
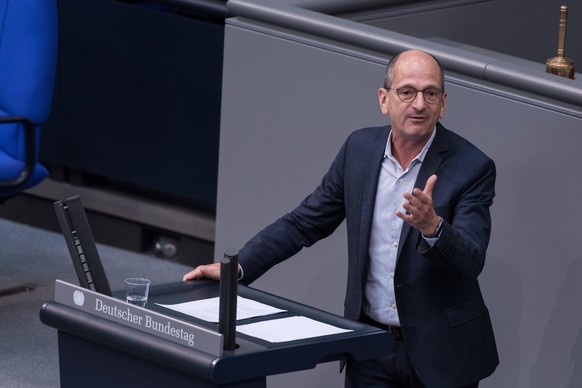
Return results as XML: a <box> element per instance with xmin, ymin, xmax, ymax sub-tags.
<box><xmin>125</xmin><ymin>278</ymin><xmax>151</xmax><ymax>307</ymax></box>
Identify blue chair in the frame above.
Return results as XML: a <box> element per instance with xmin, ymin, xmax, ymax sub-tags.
<box><xmin>0</xmin><ymin>0</ymin><xmax>58</xmax><ymax>201</ymax></box>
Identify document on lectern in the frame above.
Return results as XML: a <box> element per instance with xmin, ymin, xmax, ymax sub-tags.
<box><xmin>237</xmin><ymin>316</ymin><xmax>353</xmax><ymax>343</ymax></box>
<box><xmin>157</xmin><ymin>296</ymin><xmax>286</xmax><ymax>322</ymax></box>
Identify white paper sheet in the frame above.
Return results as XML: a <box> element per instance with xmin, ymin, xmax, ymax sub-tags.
<box><xmin>236</xmin><ymin>316</ymin><xmax>352</xmax><ymax>343</ymax></box>
<box><xmin>156</xmin><ymin>296</ymin><xmax>286</xmax><ymax>322</ymax></box>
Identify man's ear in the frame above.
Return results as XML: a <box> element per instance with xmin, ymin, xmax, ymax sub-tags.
<box><xmin>439</xmin><ymin>91</ymin><xmax>447</xmax><ymax>119</ymax></box>
<box><xmin>378</xmin><ymin>88</ymin><xmax>390</xmax><ymax>116</ymax></box>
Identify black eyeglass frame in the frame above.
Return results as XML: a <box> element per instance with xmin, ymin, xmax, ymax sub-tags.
<box><xmin>389</xmin><ymin>87</ymin><xmax>445</xmax><ymax>104</ymax></box>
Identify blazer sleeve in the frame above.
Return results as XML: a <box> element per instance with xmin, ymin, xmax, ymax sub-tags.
<box><xmin>419</xmin><ymin>154</ymin><xmax>496</xmax><ymax>279</ymax></box>
<box><xmin>238</xmin><ymin>136</ymin><xmax>350</xmax><ymax>285</ymax></box>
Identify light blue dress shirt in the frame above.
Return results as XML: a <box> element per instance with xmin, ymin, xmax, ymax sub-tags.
<box><xmin>365</xmin><ymin>129</ymin><xmax>437</xmax><ymax>327</ymax></box>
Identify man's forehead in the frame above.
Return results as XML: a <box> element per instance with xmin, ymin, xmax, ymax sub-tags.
<box><xmin>391</xmin><ymin>75</ymin><xmax>442</xmax><ymax>89</ymax></box>
<box><xmin>392</xmin><ymin>57</ymin><xmax>442</xmax><ymax>86</ymax></box>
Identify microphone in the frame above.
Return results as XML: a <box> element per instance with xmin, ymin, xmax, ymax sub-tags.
<box><xmin>219</xmin><ymin>247</ymin><xmax>239</xmax><ymax>350</ymax></box>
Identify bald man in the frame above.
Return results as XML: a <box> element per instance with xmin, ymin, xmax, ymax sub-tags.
<box><xmin>184</xmin><ymin>50</ymin><xmax>499</xmax><ymax>387</ymax></box>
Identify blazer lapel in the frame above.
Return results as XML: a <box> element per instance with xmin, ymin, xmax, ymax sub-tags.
<box><xmin>358</xmin><ymin>126</ymin><xmax>390</xmax><ymax>272</ymax></box>
<box><xmin>397</xmin><ymin>122</ymin><xmax>448</xmax><ymax>256</ymax></box>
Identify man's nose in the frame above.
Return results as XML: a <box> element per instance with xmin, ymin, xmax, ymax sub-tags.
<box><xmin>412</xmin><ymin>91</ymin><xmax>426</xmax><ymax>109</ymax></box>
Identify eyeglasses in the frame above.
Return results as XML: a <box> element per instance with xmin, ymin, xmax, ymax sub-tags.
<box><xmin>390</xmin><ymin>87</ymin><xmax>444</xmax><ymax>104</ymax></box>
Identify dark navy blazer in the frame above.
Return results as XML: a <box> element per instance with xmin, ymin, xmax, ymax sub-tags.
<box><xmin>239</xmin><ymin>122</ymin><xmax>499</xmax><ymax>387</ymax></box>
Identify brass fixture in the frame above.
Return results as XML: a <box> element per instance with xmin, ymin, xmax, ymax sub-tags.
<box><xmin>546</xmin><ymin>5</ymin><xmax>576</xmax><ymax>79</ymax></box>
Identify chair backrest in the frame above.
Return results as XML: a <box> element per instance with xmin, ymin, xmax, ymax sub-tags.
<box><xmin>0</xmin><ymin>0</ymin><xmax>58</xmax><ymax>195</ymax></box>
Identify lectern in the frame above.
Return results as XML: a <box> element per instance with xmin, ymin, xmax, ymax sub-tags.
<box><xmin>41</xmin><ymin>279</ymin><xmax>391</xmax><ymax>387</ymax></box>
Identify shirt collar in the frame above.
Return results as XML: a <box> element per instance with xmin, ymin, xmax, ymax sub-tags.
<box><xmin>385</xmin><ymin>126</ymin><xmax>437</xmax><ymax>165</ymax></box>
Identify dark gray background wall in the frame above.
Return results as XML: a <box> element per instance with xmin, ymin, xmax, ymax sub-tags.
<box><xmin>214</xmin><ymin>1</ymin><xmax>582</xmax><ymax>387</ymax></box>
<box><xmin>358</xmin><ymin>0</ymin><xmax>582</xmax><ymax>67</ymax></box>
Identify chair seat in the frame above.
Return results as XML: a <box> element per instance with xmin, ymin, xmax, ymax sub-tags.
<box><xmin>0</xmin><ymin>149</ymin><xmax>48</xmax><ymax>197</ymax></box>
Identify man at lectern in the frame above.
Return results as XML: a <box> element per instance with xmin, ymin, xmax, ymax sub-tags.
<box><xmin>184</xmin><ymin>49</ymin><xmax>499</xmax><ymax>388</ymax></box>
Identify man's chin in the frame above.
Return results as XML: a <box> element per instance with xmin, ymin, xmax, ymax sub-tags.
<box><xmin>403</xmin><ymin>125</ymin><xmax>433</xmax><ymax>138</ymax></box>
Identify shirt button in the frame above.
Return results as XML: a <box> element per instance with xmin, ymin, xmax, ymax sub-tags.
<box><xmin>392</xmin><ymin>304</ymin><xmax>397</xmax><ymax>310</ymax></box>
<box><xmin>392</xmin><ymin>242</ymin><xmax>398</xmax><ymax>248</ymax></box>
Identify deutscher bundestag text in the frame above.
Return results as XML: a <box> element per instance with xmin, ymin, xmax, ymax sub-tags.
<box><xmin>94</xmin><ymin>298</ymin><xmax>196</xmax><ymax>347</ymax></box>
